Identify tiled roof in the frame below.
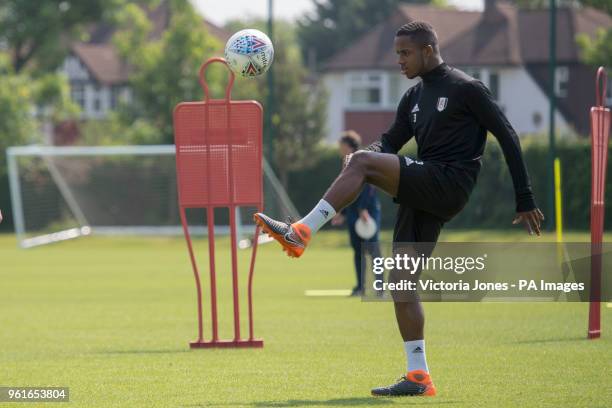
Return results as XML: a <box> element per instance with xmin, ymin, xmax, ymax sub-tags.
<box><xmin>324</xmin><ymin>2</ymin><xmax>611</xmax><ymax>70</ymax></box>
<box><xmin>71</xmin><ymin>43</ymin><xmax>130</xmax><ymax>85</ymax></box>
<box><xmin>324</xmin><ymin>5</ymin><xmax>480</xmax><ymax>71</ymax></box>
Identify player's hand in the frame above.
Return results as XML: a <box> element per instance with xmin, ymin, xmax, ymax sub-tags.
<box><xmin>359</xmin><ymin>209</ymin><xmax>370</xmax><ymax>222</ymax></box>
<box><xmin>0</xmin><ymin>209</ymin><xmax>3</xmax><ymax>224</ymax></box>
<box><xmin>331</xmin><ymin>214</ymin><xmax>345</xmax><ymax>226</ymax></box>
<box><xmin>512</xmin><ymin>208</ymin><xmax>544</xmax><ymax>236</ymax></box>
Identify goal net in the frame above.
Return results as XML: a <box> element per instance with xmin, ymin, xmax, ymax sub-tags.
<box><xmin>7</xmin><ymin>145</ymin><xmax>299</xmax><ymax>248</ymax></box>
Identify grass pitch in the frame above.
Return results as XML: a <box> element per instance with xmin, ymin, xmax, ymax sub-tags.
<box><xmin>1</xmin><ymin>230</ymin><xmax>610</xmax><ymax>407</ymax></box>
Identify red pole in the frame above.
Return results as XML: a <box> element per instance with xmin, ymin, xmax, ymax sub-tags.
<box><xmin>229</xmin><ymin>206</ymin><xmax>241</xmax><ymax>341</ymax></box>
<box><xmin>207</xmin><ymin>207</ymin><xmax>219</xmax><ymax>342</ymax></box>
<box><xmin>248</xmin><ymin>222</ymin><xmax>262</xmax><ymax>340</ymax></box>
<box><xmin>588</xmin><ymin>67</ymin><xmax>610</xmax><ymax>339</ymax></box>
<box><xmin>179</xmin><ymin>207</ymin><xmax>204</xmax><ymax>343</ymax></box>
<box><xmin>204</xmin><ymin>81</ymin><xmax>219</xmax><ymax>342</ymax></box>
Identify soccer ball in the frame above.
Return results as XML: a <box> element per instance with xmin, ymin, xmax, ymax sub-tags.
<box><xmin>224</xmin><ymin>29</ymin><xmax>274</xmax><ymax>78</ymax></box>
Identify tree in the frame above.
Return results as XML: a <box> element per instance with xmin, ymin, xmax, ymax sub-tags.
<box><xmin>0</xmin><ymin>0</ymin><xmax>124</xmax><ymax>73</ymax></box>
<box><xmin>572</xmin><ymin>0</ymin><xmax>611</xmax><ymax>70</ymax></box>
<box><xmin>576</xmin><ymin>0</ymin><xmax>612</xmax><ymax>70</ymax></box>
<box><xmin>0</xmin><ymin>55</ymin><xmax>38</xmax><ymax>148</ymax></box>
<box><xmin>112</xmin><ymin>0</ymin><xmax>222</xmax><ymax>143</ymax></box>
<box><xmin>0</xmin><ymin>53</ymin><xmax>78</xmax><ymax>151</ymax></box>
<box><xmin>0</xmin><ymin>52</ymin><xmax>79</xmax><ymax>229</ymax></box>
<box><xmin>268</xmin><ymin>25</ymin><xmax>328</xmax><ymax>188</ymax></box>
<box><xmin>297</xmin><ymin>0</ymin><xmax>441</xmax><ymax>68</ymax></box>
<box><xmin>225</xmin><ymin>19</ymin><xmax>327</xmax><ymax>187</ymax></box>
<box><xmin>509</xmin><ymin>1</ymin><xmax>611</xmax><ymax>90</ymax></box>
<box><xmin>580</xmin><ymin>0</ymin><xmax>612</xmax><ymax>14</ymax></box>
<box><xmin>577</xmin><ymin>28</ymin><xmax>612</xmax><ymax>68</ymax></box>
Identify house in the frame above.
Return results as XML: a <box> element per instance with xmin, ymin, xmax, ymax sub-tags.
<box><xmin>321</xmin><ymin>0</ymin><xmax>612</xmax><ymax>145</ymax></box>
<box><xmin>59</xmin><ymin>1</ymin><xmax>229</xmax><ymax>121</ymax></box>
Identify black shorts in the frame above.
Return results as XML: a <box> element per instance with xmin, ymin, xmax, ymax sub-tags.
<box><xmin>392</xmin><ymin>156</ymin><xmax>471</xmax><ymax>246</ymax></box>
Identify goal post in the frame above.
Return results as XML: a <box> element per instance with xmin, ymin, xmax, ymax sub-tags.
<box><xmin>6</xmin><ymin>144</ymin><xmax>299</xmax><ymax>248</ymax></box>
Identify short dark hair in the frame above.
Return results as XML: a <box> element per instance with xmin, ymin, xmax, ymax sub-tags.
<box><xmin>396</xmin><ymin>21</ymin><xmax>439</xmax><ymax>53</ymax></box>
<box><xmin>339</xmin><ymin>130</ymin><xmax>361</xmax><ymax>151</ymax></box>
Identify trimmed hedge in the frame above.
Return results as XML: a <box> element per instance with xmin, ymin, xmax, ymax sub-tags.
<box><xmin>1</xmin><ymin>140</ymin><xmax>610</xmax><ymax>232</ymax></box>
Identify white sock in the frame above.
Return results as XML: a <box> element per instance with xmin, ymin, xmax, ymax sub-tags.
<box><xmin>404</xmin><ymin>339</ymin><xmax>429</xmax><ymax>372</ymax></box>
<box><xmin>298</xmin><ymin>199</ymin><xmax>336</xmax><ymax>233</ymax></box>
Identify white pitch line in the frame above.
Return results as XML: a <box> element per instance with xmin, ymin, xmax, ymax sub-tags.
<box><xmin>304</xmin><ymin>289</ymin><xmax>352</xmax><ymax>297</ymax></box>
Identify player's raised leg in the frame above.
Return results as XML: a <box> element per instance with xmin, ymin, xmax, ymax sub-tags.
<box><xmin>253</xmin><ymin>151</ymin><xmax>399</xmax><ymax>257</ymax></box>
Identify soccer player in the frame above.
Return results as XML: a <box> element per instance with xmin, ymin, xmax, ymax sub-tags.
<box><xmin>254</xmin><ymin>21</ymin><xmax>544</xmax><ymax>397</ymax></box>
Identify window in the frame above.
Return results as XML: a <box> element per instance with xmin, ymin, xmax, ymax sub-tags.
<box><xmin>93</xmin><ymin>85</ymin><xmax>102</xmax><ymax>112</ymax></box>
<box><xmin>464</xmin><ymin>68</ymin><xmax>499</xmax><ymax>100</ymax></box>
<box><xmin>555</xmin><ymin>66</ymin><xmax>569</xmax><ymax>98</ymax></box>
<box><xmin>348</xmin><ymin>72</ymin><xmax>382</xmax><ymax>107</ymax></box>
<box><xmin>388</xmin><ymin>73</ymin><xmax>408</xmax><ymax>105</ymax></box>
<box><xmin>489</xmin><ymin>72</ymin><xmax>499</xmax><ymax>100</ymax></box>
<box><xmin>70</xmin><ymin>83</ymin><xmax>85</xmax><ymax>108</ymax></box>
<box><xmin>350</xmin><ymin>88</ymin><xmax>380</xmax><ymax>105</ymax></box>
<box><xmin>532</xmin><ymin>111</ymin><xmax>543</xmax><ymax>128</ymax></box>
<box><xmin>464</xmin><ymin>67</ymin><xmax>481</xmax><ymax>81</ymax></box>
<box><xmin>111</xmin><ymin>86</ymin><xmax>120</xmax><ymax>109</ymax></box>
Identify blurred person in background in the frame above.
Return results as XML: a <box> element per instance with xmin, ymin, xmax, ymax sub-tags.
<box><xmin>331</xmin><ymin>131</ymin><xmax>382</xmax><ymax>296</ymax></box>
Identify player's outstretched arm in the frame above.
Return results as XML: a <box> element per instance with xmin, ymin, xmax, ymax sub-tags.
<box><xmin>465</xmin><ymin>80</ymin><xmax>545</xmax><ymax>235</ymax></box>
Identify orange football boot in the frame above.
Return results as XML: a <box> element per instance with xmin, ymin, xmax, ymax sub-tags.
<box><xmin>371</xmin><ymin>370</ymin><xmax>436</xmax><ymax>397</ymax></box>
<box><xmin>253</xmin><ymin>213</ymin><xmax>311</xmax><ymax>258</ymax></box>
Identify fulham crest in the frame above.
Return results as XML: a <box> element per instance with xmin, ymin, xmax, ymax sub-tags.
<box><xmin>436</xmin><ymin>97</ymin><xmax>448</xmax><ymax>112</ymax></box>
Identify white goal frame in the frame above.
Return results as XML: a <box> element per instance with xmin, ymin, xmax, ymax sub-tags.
<box><xmin>7</xmin><ymin>145</ymin><xmax>299</xmax><ymax>248</ymax></box>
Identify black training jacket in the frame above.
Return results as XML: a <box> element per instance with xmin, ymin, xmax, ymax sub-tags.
<box><xmin>366</xmin><ymin>62</ymin><xmax>536</xmax><ymax>212</ymax></box>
